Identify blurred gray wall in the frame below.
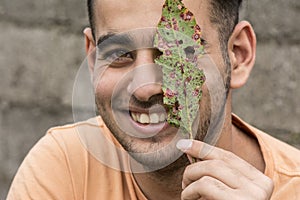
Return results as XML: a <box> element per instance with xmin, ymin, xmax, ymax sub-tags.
<box><xmin>0</xmin><ymin>0</ymin><xmax>299</xmax><ymax>198</ymax></box>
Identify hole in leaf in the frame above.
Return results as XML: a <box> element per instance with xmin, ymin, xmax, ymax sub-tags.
<box><xmin>154</xmin><ymin>48</ymin><xmax>163</xmax><ymax>59</ymax></box>
<box><xmin>184</xmin><ymin>46</ymin><xmax>195</xmax><ymax>60</ymax></box>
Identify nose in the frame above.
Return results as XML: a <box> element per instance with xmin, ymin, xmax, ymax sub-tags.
<box><xmin>127</xmin><ymin>49</ymin><xmax>163</xmax><ymax>102</ymax></box>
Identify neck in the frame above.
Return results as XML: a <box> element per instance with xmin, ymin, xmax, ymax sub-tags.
<box><xmin>217</xmin><ymin>93</ymin><xmax>265</xmax><ymax>173</ymax></box>
<box><xmin>133</xmin><ymin>155</ymin><xmax>189</xmax><ymax>200</ymax></box>
<box><xmin>214</xmin><ymin>116</ymin><xmax>265</xmax><ymax>172</ymax></box>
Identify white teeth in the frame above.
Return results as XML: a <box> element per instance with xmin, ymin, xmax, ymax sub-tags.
<box><xmin>150</xmin><ymin>113</ymin><xmax>159</xmax><ymax>123</ymax></box>
<box><xmin>159</xmin><ymin>113</ymin><xmax>166</xmax><ymax>122</ymax></box>
<box><xmin>140</xmin><ymin>113</ymin><xmax>150</xmax><ymax>124</ymax></box>
<box><xmin>131</xmin><ymin>113</ymin><xmax>137</xmax><ymax>121</ymax></box>
<box><xmin>130</xmin><ymin>112</ymin><xmax>166</xmax><ymax>124</ymax></box>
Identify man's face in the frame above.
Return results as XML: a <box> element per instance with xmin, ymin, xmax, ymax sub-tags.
<box><xmin>91</xmin><ymin>0</ymin><xmax>228</xmax><ymax>169</ymax></box>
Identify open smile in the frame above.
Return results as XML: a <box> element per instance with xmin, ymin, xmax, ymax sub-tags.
<box><xmin>130</xmin><ymin>111</ymin><xmax>166</xmax><ymax>124</ymax></box>
<box><xmin>113</xmin><ymin>105</ymin><xmax>170</xmax><ymax>138</ymax></box>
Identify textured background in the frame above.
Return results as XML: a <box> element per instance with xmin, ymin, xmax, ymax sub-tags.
<box><xmin>0</xmin><ymin>0</ymin><xmax>299</xmax><ymax>198</ymax></box>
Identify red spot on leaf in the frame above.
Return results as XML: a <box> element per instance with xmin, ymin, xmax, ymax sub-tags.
<box><xmin>192</xmin><ymin>89</ymin><xmax>200</xmax><ymax>96</ymax></box>
<box><xmin>165</xmin><ymin>50</ymin><xmax>172</xmax><ymax>56</ymax></box>
<box><xmin>195</xmin><ymin>25</ymin><xmax>201</xmax><ymax>31</ymax></box>
<box><xmin>165</xmin><ymin>88</ymin><xmax>175</xmax><ymax>98</ymax></box>
<box><xmin>174</xmin><ymin>25</ymin><xmax>179</xmax><ymax>31</ymax></box>
<box><xmin>193</xmin><ymin>33</ymin><xmax>200</xmax><ymax>41</ymax></box>
<box><xmin>170</xmin><ymin>72</ymin><xmax>175</xmax><ymax>78</ymax></box>
<box><xmin>178</xmin><ymin>105</ymin><xmax>183</xmax><ymax>110</ymax></box>
<box><xmin>180</xmin><ymin>13</ymin><xmax>185</xmax><ymax>20</ymax></box>
<box><xmin>185</xmin><ymin>11</ymin><xmax>193</xmax><ymax>21</ymax></box>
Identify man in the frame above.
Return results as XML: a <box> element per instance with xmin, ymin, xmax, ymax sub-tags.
<box><xmin>7</xmin><ymin>0</ymin><xmax>300</xmax><ymax>199</ymax></box>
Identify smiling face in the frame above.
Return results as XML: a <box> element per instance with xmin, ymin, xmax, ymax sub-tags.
<box><xmin>89</xmin><ymin>0</ymin><xmax>231</xmax><ymax>169</ymax></box>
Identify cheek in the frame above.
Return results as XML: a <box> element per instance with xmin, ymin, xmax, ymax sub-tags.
<box><xmin>202</xmin><ymin>52</ymin><xmax>229</xmax><ymax>91</ymax></box>
<box><xmin>94</xmin><ymin>68</ymin><xmax>123</xmax><ymax>101</ymax></box>
<box><xmin>209</xmin><ymin>53</ymin><xmax>226</xmax><ymax>72</ymax></box>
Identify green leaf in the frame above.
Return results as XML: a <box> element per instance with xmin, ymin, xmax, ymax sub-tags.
<box><xmin>154</xmin><ymin>0</ymin><xmax>206</xmax><ymax>138</ymax></box>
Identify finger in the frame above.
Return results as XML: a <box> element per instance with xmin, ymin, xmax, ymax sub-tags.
<box><xmin>176</xmin><ymin>139</ymin><xmax>224</xmax><ymax>160</ymax></box>
<box><xmin>177</xmin><ymin>139</ymin><xmax>259</xmax><ymax>174</ymax></box>
<box><xmin>181</xmin><ymin>176</ymin><xmax>234</xmax><ymax>200</ymax></box>
<box><xmin>182</xmin><ymin>160</ymin><xmax>250</xmax><ymax>190</ymax></box>
<box><xmin>176</xmin><ymin>139</ymin><xmax>272</xmax><ymax>191</ymax></box>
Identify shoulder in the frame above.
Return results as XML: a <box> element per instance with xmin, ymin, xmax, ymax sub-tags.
<box><xmin>45</xmin><ymin>117</ymin><xmax>102</xmax><ymax>146</ymax></box>
<box><xmin>249</xmin><ymin>125</ymin><xmax>300</xmax><ymax>175</ymax></box>
<box><xmin>7</xmin><ymin>117</ymin><xmax>108</xmax><ymax>199</ymax></box>
<box><xmin>46</xmin><ymin>117</ymin><xmax>103</xmax><ymax>140</ymax></box>
<box><xmin>232</xmin><ymin>114</ymin><xmax>300</xmax><ymax>199</ymax></box>
<box><xmin>253</xmin><ymin>128</ymin><xmax>300</xmax><ymax>199</ymax></box>
<box><xmin>232</xmin><ymin>114</ymin><xmax>300</xmax><ymax>174</ymax></box>
<box><xmin>42</xmin><ymin>117</ymin><xmax>137</xmax><ymax>199</ymax></box>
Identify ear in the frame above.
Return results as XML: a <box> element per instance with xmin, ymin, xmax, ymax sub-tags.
<box><xmin>83</xmin><ymin>27</ymin><xmax>96</xmax><ymax>73</ymax></box>
<box><xmin>228</xmin><ymin>21</ymin><xmax>256</xmax><ymax>89</ymax></box>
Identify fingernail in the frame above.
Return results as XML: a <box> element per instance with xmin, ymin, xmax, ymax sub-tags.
<box><xmin>176</xmin><ymin>139</ymin><xmax>193</xmax><ymax>151</ymax></box>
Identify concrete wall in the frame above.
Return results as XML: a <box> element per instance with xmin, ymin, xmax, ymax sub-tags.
<box><xmin>0</xmin><ymin>0</ymin><xmax>299</xmax><ymax>198</ymax></box>
<box><xmin>234</xmin><ymin>0</ymin><xmax>300</xmax><ymax>145</ymax></box>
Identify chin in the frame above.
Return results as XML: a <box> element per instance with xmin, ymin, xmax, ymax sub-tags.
<box><xmin>103</xmin><ymin>113</ymin><xmax>187</xmax><ymax>171</ymax></box>
<box><xmin>127</xmin><ymin>134</ymin><xmax>185</xmax><ymax>171</ymax></box>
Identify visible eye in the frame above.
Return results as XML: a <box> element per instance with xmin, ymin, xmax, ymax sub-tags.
<box><xmin>106</xmin><ymin>49</ymin><xmax>134</xmax><ymax>67</ymax></box>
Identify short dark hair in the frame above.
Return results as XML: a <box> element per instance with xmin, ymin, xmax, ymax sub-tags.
<box><xmin>209</xmin><ymin>0</ymin><xmax>243</xmax><ymax>64</ymax></box>
<box><xmin>87</xmin><ymin>0</ymin><xmax>242</xmax><ymax>43</ymax></box>
<box><xmin>208</xmin><ymin>0</ymin><xmax>243</xmax><ymax>90</ymax></box>
<box><xmin>210</xmin><ymin>0</ymin><xmax>243</xmax><ymax>40</ymax></box>
<box><xmin>87</xmin><ymin>0</ymin><xmax>96</xmax><ymax>39</ymax></box>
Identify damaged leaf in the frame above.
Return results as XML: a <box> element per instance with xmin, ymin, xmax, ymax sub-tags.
<box><xmin>154</xmin><ymin>0</ymin><xmax>206</xmax><ymax>138</ymax></box>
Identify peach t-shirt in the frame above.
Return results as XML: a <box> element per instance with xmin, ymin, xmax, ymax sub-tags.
<box><xmin>7</xmin><ymin>115</ymin><xmax>300</xmax><ymax>199</ymax></box>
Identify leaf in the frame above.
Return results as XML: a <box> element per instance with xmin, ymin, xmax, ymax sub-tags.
<box><xmin>154</xmin><ymin>0</ymin><xmax>206</xmax><ymax>138</ymax></box>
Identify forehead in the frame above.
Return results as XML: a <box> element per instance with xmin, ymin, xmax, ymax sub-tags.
<box><xmin>94</xmin><ymin>0</ymin><xmax>212</xmax><ymax>38</ymax></box>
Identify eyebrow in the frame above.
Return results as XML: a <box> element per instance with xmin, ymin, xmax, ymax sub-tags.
<box><xmin>96</xmin><ymin>31</ymin><xmax>208</xmax><ymax>52</ymax></box>
<box><xmin>97</xmin><ymin>32</ymin><xmax>133</xmax><ymax>49</ymax></box>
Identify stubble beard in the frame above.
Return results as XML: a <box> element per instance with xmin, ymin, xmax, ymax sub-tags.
<box><xmin>95</xmin><ymin>92</ymin><xmax>212</xmax><ymax>172</ymax></box>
